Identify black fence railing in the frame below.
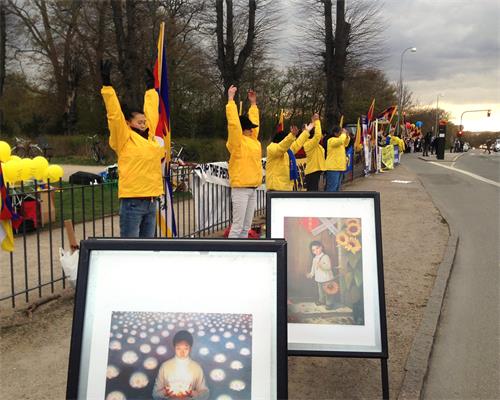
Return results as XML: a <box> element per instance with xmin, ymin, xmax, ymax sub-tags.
<box><xmin>1</xmin><ymin>150</ymin><xmax>372</xmax><ymax>310</ymax></box>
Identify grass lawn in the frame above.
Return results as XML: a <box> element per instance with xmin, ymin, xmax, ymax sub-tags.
<box><xmin>11</xmin><ymin>181</ymin><xmax>192</xmax><ymax>230</ymax></box>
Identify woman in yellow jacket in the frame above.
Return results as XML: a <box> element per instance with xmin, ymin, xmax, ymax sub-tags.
<box><xmin>266</xmin><ymin>122</ymin><xmax>313</xmax><ymax>191</ymax></box>
<box><xmin>325</xmin><ymin>127</ymin><xmax>350</xmax><ymax>192</ymax></box>
<box><xmin>226</xmin><ymin>85</ymin><xmax>262</xmax><ymax>238</ymax></box>
<box><xmin>302</xmin><ymin>114</ymin><xmax>324</xmax><ymax>191</ymax></box>
<box><xmin>100</xmin><ymin>60</ymin><xmax>165</xmax><ymax>238</ymax></box>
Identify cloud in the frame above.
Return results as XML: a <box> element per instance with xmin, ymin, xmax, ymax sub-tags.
<box><xmin>274</xmin><ymin>0</ymin><xmax>499</xmax><ymax>130</ymax></box>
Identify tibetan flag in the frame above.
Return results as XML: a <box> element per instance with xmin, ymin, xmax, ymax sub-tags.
<box><xmin>0</xmin><ymin>164</ymin><xmax>22</xmax><ymax>252</ymax></box>
<box><xmin>354</xmin><ymin>117</ymin><xmax>362</xmax><ymax>152</ymax></box>
<box><xmin>367</xmin><ymin>99</ymin><xmax>376</xmax><ymax>144</ymax></box>
<box><xmin>376</xmin><ymin>106</ymin><xmax>398</xmax><ymax>124</ymax></box>
<box><xmin>276</xmin><ymin>109</ymin><xmax>285</xmax><ymax>132</ymax></box>
<box><xmin>367</xmin><ymin>99</ymin><xmax>375</xmax><ymax>124</ymax></box>
<box><xmin>154</xmin><ymin>22</ymin><xmax>177</xmax><ymax>238</ymax></box>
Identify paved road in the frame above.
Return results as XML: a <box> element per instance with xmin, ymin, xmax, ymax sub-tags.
<box><xmin>404</xmin><ymin>151</ymin><xmax>500</xmax><ymax>399</ymax></box>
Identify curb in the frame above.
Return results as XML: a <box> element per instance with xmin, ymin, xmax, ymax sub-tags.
<box><xmin>397</xmin><ymin>209</ymin><xmax>459</xmax><ymax>398</ymax></box>
<box><xmin>417</xmin><ymin>153</ymin><xmax>465</xmax><ymax>163</ymax></box>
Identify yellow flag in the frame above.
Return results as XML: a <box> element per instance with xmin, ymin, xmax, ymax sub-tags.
<box><xmin>354</xmin><ymin>117</ymin><xmax>362</xmax><ymax>152</ymax></box>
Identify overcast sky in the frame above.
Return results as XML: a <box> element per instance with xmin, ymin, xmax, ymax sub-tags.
<box><xmin>276</xmin><ymin>0</ymin><xmax>500</xmax><ymax>131</ymax></box>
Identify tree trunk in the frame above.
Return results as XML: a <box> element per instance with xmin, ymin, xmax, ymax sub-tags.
<box><xmin>323</xmin><ymin>0</ymin><xmax>350</xmax><ymax>132</ymax></box>
<box><xmin>323</xmin><ymin>0</ymin><xmax>335</xmax><ymax>132</ymax></box>
<box><xmin>0</xmin><ymin>2</ymin><xmax>6</xmax><ymax>133</ymax></box>
<box><xmin>216</xmin><ymin>0</ymin><xmax>256</xmax><ymax>101</ymax></box>
<box><xmin>333</xmin><ymin>0</ymin><xmax>350</xmax><ymax>127</ymax></box>
<box><xmin>110</xmin><ymin>0</ymin><xmax>142</xmax><ymax>107</ymax></box>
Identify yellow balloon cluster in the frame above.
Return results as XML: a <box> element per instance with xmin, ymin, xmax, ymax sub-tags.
<box><xmin>1</xmin><ymin>153</ymin><xmax>62</xmax><ymax>186</ymax></box>
<box><xmin>0</xmin><ymin>141</ymin><xmax>11</xmax><ymax>162</ymax></box>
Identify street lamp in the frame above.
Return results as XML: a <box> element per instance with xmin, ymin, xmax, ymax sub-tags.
<box><xmin>396</xmin><ymin>47</ymin><xmax>417</xmax><ymax>136</ymax></box>
<box><xmin>434</xmin><ymin>93</ymin><xmax>444</xmax><ymax>134</ymax></box>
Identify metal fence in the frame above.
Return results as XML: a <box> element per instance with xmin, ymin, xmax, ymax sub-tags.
<box><xmin>1</xmin><ymin>152</ymin><xmax>368</xmax><ymax>310</ymax></box>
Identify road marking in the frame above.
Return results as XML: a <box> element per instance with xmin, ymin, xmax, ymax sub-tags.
<box><xmin>429</xmin><ymin>162</ymin><xmax>500</xmax><ymax>188</ymax></box>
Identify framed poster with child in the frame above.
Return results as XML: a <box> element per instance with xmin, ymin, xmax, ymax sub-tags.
<box><xmin>66</xmin><ymin>238</ymin><xmax>288</xmax><ymax>400</ymax></box>
<box><xmin>266</xmin><ymin>191</ymin><xmax>388</xmax><ymax>358</ymax></box>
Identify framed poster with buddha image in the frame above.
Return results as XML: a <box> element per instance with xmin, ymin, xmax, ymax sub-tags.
<box><xmin>266</xmin><ymin>191</ymin><xmax>388</xmax><ymax>359</ymax></box>
<box><xmin>66</xmin><ymin>238</ymin><xmax>288</xmax><ymax>400</ymax></box>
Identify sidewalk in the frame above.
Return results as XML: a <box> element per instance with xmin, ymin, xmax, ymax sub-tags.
<box><xmin>0</xmin><ymin>162</ymin><xmax>450</xmax><ymax>399</ymax></box>
<box><xmin>60</xmin><ymin>164</ymin><xmax>107</xmax><ymax>181</ymax></box>
<box><xmin>417</xmin><ymin>152</ymin><xmax>465</xmax><ymax>163</ymax></box>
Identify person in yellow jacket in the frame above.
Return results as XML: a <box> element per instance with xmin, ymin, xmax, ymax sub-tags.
<box><xmin>266</xmin><ymin>122</ymin><xmax>313</xmax><ymax>191</ymax></box>
<box><xmin>226</xmin><ymin>85</ymin><xmax>262</xmax><ymax>238</ymax></box>
<box><xmin>302</xmin><ymin>114</ymin><xmax>324</xmax><ymax>191</ymax></box>
<box><xmin>100</xmin><ymin>60</ymin><xmax>165</xmax><ymax>238</ymax></box>
<box><xmin>325</xmin><ymin>127</ymin><xmax>350</xmax><ymax>192</ymax></box>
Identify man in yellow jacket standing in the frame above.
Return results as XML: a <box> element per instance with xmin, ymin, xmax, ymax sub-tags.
<box><xmin>266</xmin><ymin>122</ymin><xmax>313</xmax><ymax>191</ymax></box>
<box><xmin>100</xmin><ymin>61</ymin><xmax>165</xmax><ymax>237</ymax></box>
<box><xmin>325</xmin><ymin>127</ymin><xmax>350</xmax><ymax>192</ymax></box>
<box><xmin>303</xmin><ymin>114</ymin><xmax>325</xmax><ymax>191</ymax></box>
<box><xmin>226</xmin><ymin>85</ymin><xmax>262</xmax><ymax>238</ymax></box>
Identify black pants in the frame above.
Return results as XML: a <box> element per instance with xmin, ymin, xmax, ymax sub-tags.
<box><xmin>305</xmin><ymin>171</ymin><xmax>322</xmax><ymax>191</ymax></box>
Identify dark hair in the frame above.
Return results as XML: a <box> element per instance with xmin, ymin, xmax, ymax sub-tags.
<box><xmin>308</xmin><ymin>127</ymin><xmax>315</xmax><ymax>139</ymax></box>
<box><xmin>310</xmin><ymin>240</ymin><xmax>323</xmax><ymax>254</ymax></box>
<box><xmin>332</xmin><ymin>126</ymin><xmax>341</xmax><ymax>136</ymax></box>
<box><xmin>272</xmin><ymin>130</ymin><xmax>288</xmax><ymax>143</ymax></box>
<box><xmin>173</xmin><ymin>330</ymin><xmax>193</xmax><ymax>347</ymax></box>
<box><xmin>239</xmin><ymin>114</ymin><xmax>258</xmax><ymax>130</ymax></box>
<box><xmin>122</xmin><ymin>103</ymin><xmax>144</xmax><ymax>122</ymax></box>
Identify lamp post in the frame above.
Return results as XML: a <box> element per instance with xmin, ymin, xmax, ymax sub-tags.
<box><xmin>396</xmin><ymin>47</ymin><xmax>417</xmax><ymax>136</ymax></box>
<box><xmin>434</xmin><ymin>93</ymin><xmax>444</xmax><ymax>135</ymax></box>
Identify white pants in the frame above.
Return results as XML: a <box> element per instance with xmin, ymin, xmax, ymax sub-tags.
<box><xmin>229</xmin><ymin>188</ymin><xmax>257</xmax><ymax>238</ymax></box>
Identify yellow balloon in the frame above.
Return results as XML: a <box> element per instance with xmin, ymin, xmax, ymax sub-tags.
<box><xmin>32</xmin><ymin>156</ymin><xmax>49</xmax><ymax>180</ymax></box>
<box><xmin>47</xmin><ymin>164</ymin><xmax>64</xmax><ymax>182</ymax></box>
<box><xmin>0</xmin><ymin>141</ymin><xmax>11</xmax><ymax>162</ymax></box>
<box><xmin>2</xmin><ymin>159</ymin><xmax>22</xmax><ymax>185</ymax></box>
<box><xmin>20</xmin><ymin>158</ymin><xmax>34</xmax><ymax>181</ymax></box>
<box><xmin>9</xmin><ymin>155</ymin><xmax>21</xmax><ymax>162</ymax></box>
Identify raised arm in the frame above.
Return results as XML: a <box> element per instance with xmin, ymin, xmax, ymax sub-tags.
<box><xmin>290</xmin><ymin>129</ymin><xmax>310</xmax><ymax>154</ymax></box>
<box><xmin>328</xmin><ymin>132</ymin><xmax>348</xmax><ymax>151</ymax></box>
<box><xmin>267</xmin><ymin>133</ymin><xmax>295</xmax><ymax>159</ymax></box>
<box><xmin>143</xmin><ymin>68</ymin><xmax>159</xmax><ymax>139</ymax></box>
<box><xmin>247</xmin><ymin>89</ymin><xmax>259</xmax><ymax>139</ymax></box>
<box><xmin>226</xmin><ymin>85</ymin><xmax>242</xmax><ymax>151</ymax></box>
<box><xmin>100</xmin><ymin>60</ymin><xmax>130</xmax><ymax>155</ymax></box>
<box><xmin>303</xmin><ymin>114</ymin><xmax>322</xmax><ymax>153</ymax></box>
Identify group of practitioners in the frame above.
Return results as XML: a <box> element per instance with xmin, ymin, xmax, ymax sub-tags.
<box><xmin>100</xmin><ymin>62</ymin><xmax>350</xmax><ymax>239</ymax></box>
<box><xmin>226</xmin><ymin>85</ymin><xmax>351</xmax><ymax>238</ymax></box>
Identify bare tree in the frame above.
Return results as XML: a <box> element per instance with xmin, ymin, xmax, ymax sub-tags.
<box><xmin>0</xmin><ymin>2</ymin><xmax>6</xmax><ymax>131</ymax></box>
<box><xmin>7</xmin><ymin>0</ymin><xmax>83</xmax><ymax>134</ymax></box>
<box><xmin>323</xmin><ymin>0</ymin><xmax>350</xmax><ymax>130</ymax></box>
<box><xmin>215</xmin><ymin>0</ymin><xmax>256</xmax><ymax>95</ymax></box>
<box><xmin>297</xmin><ymin>0</ymin><xmax>384</xmax><ymax>130</ymax></box>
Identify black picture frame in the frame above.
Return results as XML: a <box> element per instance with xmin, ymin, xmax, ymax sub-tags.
<box><xmin>266</xmin><ymin>191</ymin><xmax>388</xmax><ymax>359</ymax></box>
<box><xmin>66</xmin><ymin>238</ymin><xmax>288</xmax><ymax>400</ymax></box>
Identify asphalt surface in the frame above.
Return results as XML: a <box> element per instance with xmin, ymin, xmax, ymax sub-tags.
<box><xmin>404</xmin><ymin>150</ymin><xmax>500</xmax><ymax>399</ymax></box>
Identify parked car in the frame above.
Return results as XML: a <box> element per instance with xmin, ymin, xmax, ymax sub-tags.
<box><xmin>463</xmin><ymin>142</ymin><xmax>470</xmax><ymax>152</ymax></box>
<box><xmin>494</xmin><ymin>139</ymin><xmax>500</xmax><ymax>152</ymax></box>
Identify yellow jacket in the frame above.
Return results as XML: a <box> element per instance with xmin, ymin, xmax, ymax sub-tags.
<box><xmin>390</xmin><ymin>136</ymin><xmax>405</xmax><ymax>152</ymax></box>
<box><xmin>325</xmin><ymin>133</ymin><xmax>350</xmax><ymax>171</ymax></box>
<box><xmin>102</xmin><ymin>86</ymin><xmax>165</xmax><ymax>198</ymax></box>
<box><xmin>303</xmin><ymin>120</ymin><xmax>325</xmax><ymax>175</ymax></box>
<box><xmin>266</xmin><ymin>130</ymin><xmax>309</xmax><ymax>191</ymax></box>
<box><xmin>226</xmin><ymin>100</ymin><xmax>262</xmax><ymax>188</ymax></box>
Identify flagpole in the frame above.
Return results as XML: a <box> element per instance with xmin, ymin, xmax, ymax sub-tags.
<box><xmin>375</xmin><ymin>119</ymin><xmax>379</xmax><ymax>173</ymax></box>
